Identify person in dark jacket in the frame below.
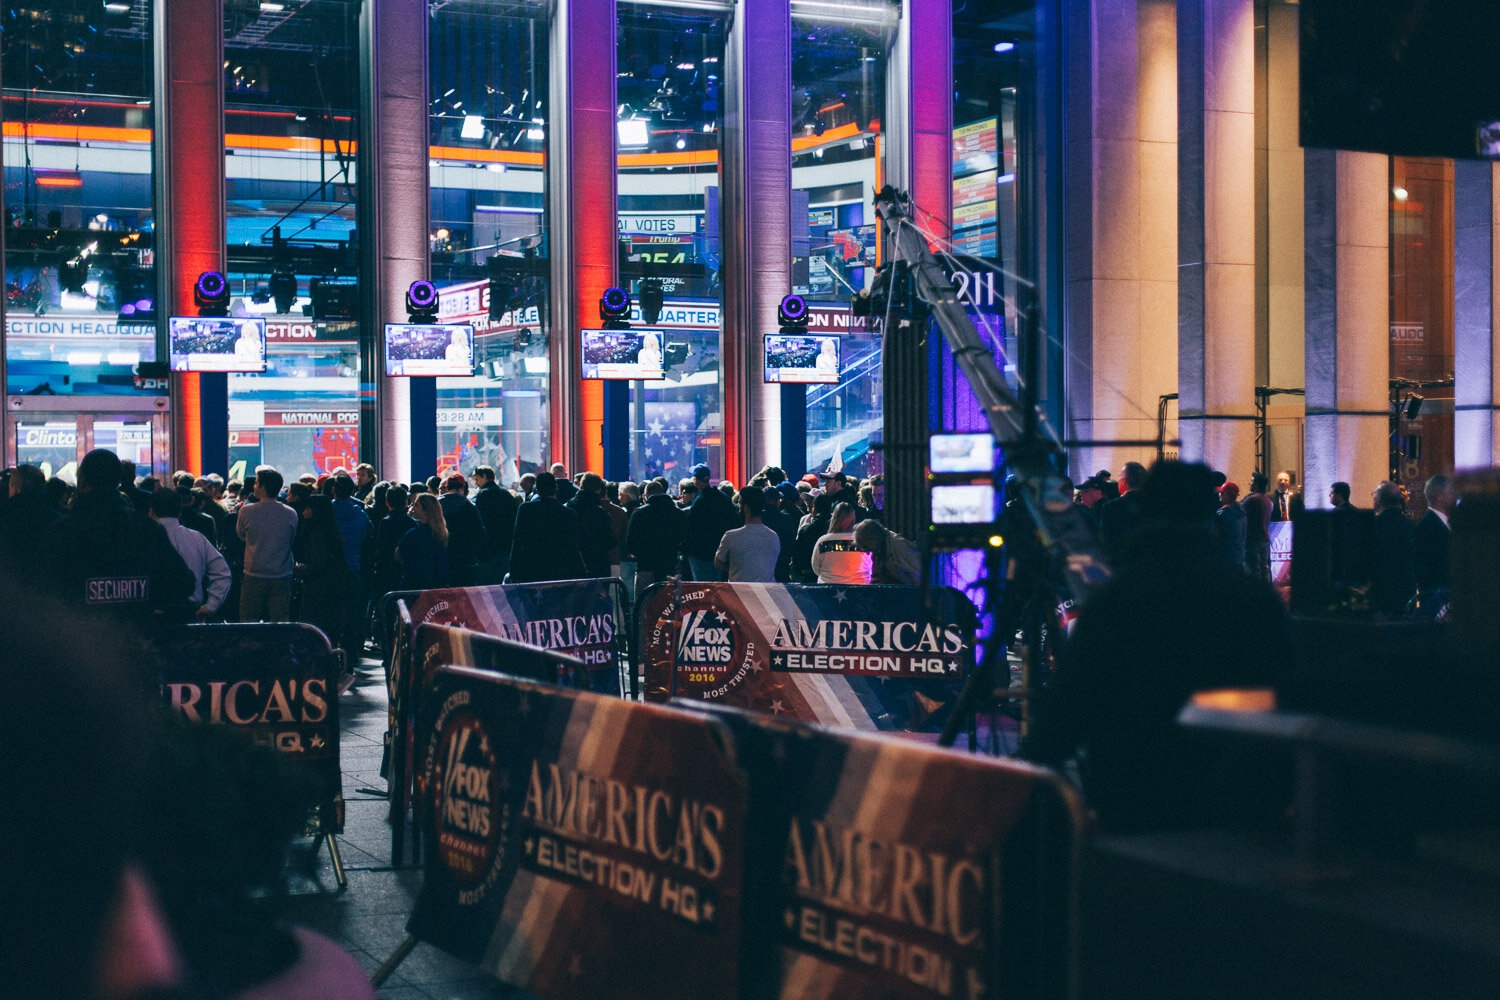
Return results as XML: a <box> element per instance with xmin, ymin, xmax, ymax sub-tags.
<box><xmin>397</xmin><ymin>493</ymin><xmax>449</xmax><ymax>591</ymax></box>
<box><xmin>566</xmin><ymin>473</ymin><xmax>616</xmax><ymax>579</ymax></box>
<box><xmin>625</xmin><ymin>479</ymin><xmax>686</xmax><ymax>594</ymax></box>
<box><xmin>371</xmin><ymin>484</ymin><xmax>416</xmax><ymax>598</ymax></box>
<box><xmin>508</xmin><ymin>472</ymin><xmax>587</xmax><ymax>583</ymax></box>
<box><xmin>294</xmin><ymin>494</ymin><xmax>352</xmax><ymax>648</ymax></box>
<box><xmin>0</xmin><ymin>464</ymin><xmax>61</xmax><ymax>579</ymax></box>
<box><xmin>471</xmin><ymin>465</ymin><xmax>518</xmax><ymax>584</ymax></box>
<box><xmin>682</xmin><ymin>463</ymin><xmax>739</xmax><ymax>581</ymax></box>
<box><xmin>1098</xmin><ymin>460</ymin><xmax>1147</xmax><ymax>559</ymax></box>
<box><xmin>1369</xmin><ymin>480</ymin><xmax>1415</xmax><ymax>616</ymax></box>
<box><xmin>438</xmin><ymin>473</ymin><xmax>486</xmax><ymax>586</ymax></box>
<box><xmin>44</xmin><ymin>448</ymin><xmax>195</xmax><ymax>631</ymax></box>
<box><xmin>175</xmin><ymin>487</ymin><xmax>219</xmax><ymax>547</ymax></box>
<box><xmin>758</xmin><ymin>488</ymin><xmax>799</xmax><ymax>581</ymax></box>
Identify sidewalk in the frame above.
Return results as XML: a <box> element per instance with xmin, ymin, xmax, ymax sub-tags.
<box><xmin>281</xmin><ymin>655</ymin><xmax>531</xmax><ymax>1000</ymax></box>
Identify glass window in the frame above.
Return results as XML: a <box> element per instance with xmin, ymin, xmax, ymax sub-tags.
<box><xmin>791</xmin><ymin>14</ymin><xmax>892</xmax><ymax>483</ymax></box>
<box><xmin>221</xmin><ymin>0</ymin><xmax>363</xmax><ymax>483</ymax></box>
<box><xmin>1390</xmin><ymin>156</ymin><xmax>1455</xmax><ymax>509</ymax></box>
<box><xmin>3</xmin><ymin>0</ymin><xmax>158</xmax><ymax>396</ymax></box>
<box><xmin>618</xmin><ymin>3</ymin><xmax>727</xmax><ymax>484</ymax></box>
<box><xmin>430</xmin><ymin>0</ymin><xmax>551</xmax><ymax>489</ymax></box>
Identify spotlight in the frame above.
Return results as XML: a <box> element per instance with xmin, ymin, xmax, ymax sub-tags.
<box><xmin>778</xmin><ymin>294</ymin><xmax>809</xmax><ymax>329</ymax></box>
<box><xmin>1405</xmin><ymin>394</ymin><xmax>1424</xmax><ymax>420</ymax></box>
<box><xmin>638</xmin><ymin>279</ymin><xmax>665</xmax><ymax>325</ymax></box>
<box><xmin>406</xmin><ymin>279</ymin><xmax>439</xmax><ymax>322</ymax></box>
<box><xmin>515</xmin><ymin>328</ymin><xmax>534</xmax><ymax>348</ymax></box>
<box><xmin>269</xmin><ymin>269</ymin><xmax>298</xmax><ymax>314</ymax></box>
<box><xmin>194</xmin><ymin>269</ymin><xmax>230</xmax><ymax>315</ymax></box>
<box><xmin>599</xmin><ymin>286</ymin><xmax>631</xmax><ymax>326</ymax></box>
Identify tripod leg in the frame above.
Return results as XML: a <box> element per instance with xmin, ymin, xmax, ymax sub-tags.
<box><xmin>371</xmin><ymin>935</ymin><xmax>418</xmax><ymax>987</ymax></box>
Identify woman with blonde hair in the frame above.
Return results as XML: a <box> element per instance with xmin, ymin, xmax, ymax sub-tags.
<box><xmin>397</xmin><ymin>492</ymin><xmax>450</xmax><ymax>589</ymax></box>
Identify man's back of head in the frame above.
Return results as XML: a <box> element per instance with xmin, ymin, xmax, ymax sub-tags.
<box><xmin>80</xmin><ymin>449</ymin><xmax>124</xmax><ymax>496</ymax></box>
<box><xmin>442</xmin><ymin>473</ymin><xmax>468</xmax><ymax>495</ymax></box>
<box><xmin>580</xmin><ymin>472</ymin><xmax>604</xmax><ymax>495</ymax></box>
<box><xmin>148</xmin><ymin>486</ymin><xmax>183</xmax><ymax>520</ymax></box>
<box><xmin>534</xmin><ymin>471</ymin><xmax>558</xmax><ymax>498</ymax></box>
<box><xmin>1121</xmin><ymin>461</ymin><xmax>1148</xmax><ymax>493</ymax></box>
<box><xmin>550</xmin><ymin>462</ymin><xmax>567</xmax><ymax>479</ymax></box>
<box><xmin>644</xmin><ymin>479</ymin><xmax>665</xmax><ymax>498</ymax></box>
<box><xmin>332</xmin><ymin>473</ymin><xmax>356</xmax><ymax>500</ymax></box>
<box><xmin>255</xmin><ymin>467</ymin><xmax>284</xmax><ymax>499</ymax></box>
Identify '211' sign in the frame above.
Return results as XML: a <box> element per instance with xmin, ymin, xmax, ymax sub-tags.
<box><xmin>945</xmin><ymin>255</ymin><xmax>1001</xmax><ymax>311</ymax></box>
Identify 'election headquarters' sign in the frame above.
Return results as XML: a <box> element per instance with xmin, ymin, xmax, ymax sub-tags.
<box><xmin>641</xmin><ymin>583</ymin><xmax>977</xmax><ymax>732</ymax></box>
<box><xmin>409</xmin><ymin>668</ymin><xmax>745</xmax><ymax>999</ymax></box>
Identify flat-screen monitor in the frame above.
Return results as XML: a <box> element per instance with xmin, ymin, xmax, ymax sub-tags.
<box><xmin>931</xmin><ymin>483</ymin><xmax>997</xmax><ymax>525</ymax></box>
<box><xmin>168</xmin><ymin>316</ymin><xmax>267</xmax><ymax>373</ymax></box>
<box><xmin>764</xmin><ymin>333</ymin><xmax>840</xmax><ymax>384</ymax></box>
<box><xmin>385</xmin><ymin>323</ymin><xmax>475</xmax><ymax>376</ymax></box>
<box><xmin>929</xmin><ymin>432</ymin><xmax>995</xmax><ymax>474</ymax></box>
<box><xmin>581</xmin><ymin>328</ymin><xmax>665</xmax><ymax>380</ymax></box>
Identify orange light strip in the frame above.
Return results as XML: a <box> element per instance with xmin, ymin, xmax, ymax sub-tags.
<box><xmin>428</xmin><ymin>144</ymin><xmax>545</xmax><ymax>166</ymax></box>
<box><xmin>617</xmin><ymin>149</ymin><xmax>720</xmax><ymax>167</ymax></box>
<box><xmin>791</xmin><ymin>121</ymin><xmax>864</xmax><ymax>151</ymax></box>
<box><xmin>35</xmin><ymin>176</ymin><xmax>83</xmax><ymax>187</ymax></box>
<box><xmin>3</xmin><ymin>121</ymin><xmax>153</xmax><ymax>143</ymax></box>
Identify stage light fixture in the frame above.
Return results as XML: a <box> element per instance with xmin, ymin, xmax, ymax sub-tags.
<box><xmin>599</xmin><ymin>286</ymin><xmax>631</xmax><ymax>325</ymax></box>
<box><xmin>1405</xmin><ymin>394</ymin><xmax>1424</xmax><ymax>420</ymax></box>
<box><xmin>194</xmin><ymin>269</ymin><xmax>230</xmax><ymax>315</ymax></box>
<box><xmin>269</xmin><ymin>269</ymin><xmax>299</xmax><ymax>314</ymax></box>
<box><xmin>406</xmin><ymin>279</ymin><xmax>439</xmax><ymax>322</ymax></box>
<box><xmin>638</xmin><ymin>279</ymin><xmax>665</xmax><ymax>325</ymax></box>
<box><xmin>778</xmin><ymin>293</ymin><xmax>809</xmax><ymax>329</ymax></box>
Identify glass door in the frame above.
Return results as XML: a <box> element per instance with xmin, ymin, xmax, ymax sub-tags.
<box><xmin>6</xmin><ymin>400</ymin><xmax>170</xmax><ymax>483</ymax></box>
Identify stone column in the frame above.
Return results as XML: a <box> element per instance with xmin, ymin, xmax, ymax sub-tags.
<box><xmin>547</xmin><ymin>0</ymin><xmax>617</xmax><ymax>476</ymax></box>
<box><xmin>359</xmin><ymin>0</ymin><xmax>430</xmax><ymax>482</ymax></box>
<box><xmin>1302</xmin><ymin>149</ymin><xmax>1389</xmax><ymax>505</ymax></box>
<box><xmin>1454</xmin><ymin>161</ymin><xmax>1500</xmax><ymax>467</ymax></box>
<box><xmin>1065</xmin><ymin>0</ymin><xmax>1178</xmax><ymax>481</ymax></box>
<box><xmin>155</xmin><ymin>0</ymin><xmax>226</xmax><ymax>475</ymax></box>
<box><xmin>883</xmin><ymin>0</ymin><xmax>952</xmax><ymax>542</ymax></box>
<box><xmin>1177</xmin><ymin>0</ymin><xmax>1256</xmax><ymax>475</ymax></box>
<box><xmin>721</xmin><ymin>0</ymin><xmax>791</xmax><ymax>486</ymax></box>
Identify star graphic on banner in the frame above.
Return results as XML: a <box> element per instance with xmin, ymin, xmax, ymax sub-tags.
<box><xmin>783</xmin><ymin>907</ymin><xmax>798</xmax><ymax>931</ymax></box>
<box><xmin>771</xmin><ymin>699</ymin><xmax>786</xmax><ymax>715</ymax></box>
<box><xmin>309</xmin><ymin>734</ymin><xmax>326</xmax><ymax>750</ymax></box>
<box><xmin>749</xmin><ymin>660</ymin><xmax>764</xmax><ymax>673</ymax></box>
<box><xmin>833</xmin><ymin>589</ymin><xmax>848</xmax><ymax>603</ymax></box>
<box><xmin>649</xmin><ymin>418</ymin><xmax>663</xmax><ymax>435</ymax></box>
<box><xmin>947</xmin><ymin>660</ymin><xmax>960</xmax><ymax>673</ymax></box>
<box><xmin>772</xmin><ymin>654</ymin><xmax>784</xmax><ymax>667</ymax></box>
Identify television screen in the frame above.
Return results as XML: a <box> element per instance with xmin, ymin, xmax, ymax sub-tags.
<box><xmin>764</xmin><ymin>334</ymin><xmax>840</xmax><ymax>384</ymax></box>
<box><xmin>931</xmin><ymin>484</ymin><xmax>997</xmax><ymax>525</ymax></box>
<box><xmin>168</xmin><ymin>316</ymin><xmax>267</xmax><ymax>373</ymax></box>
<box><xmin>929</xmin><ymin>432</ymin><xmax>995</xmax><ymax>474</ymax></box>
<box><xmin>581</xmin><ymin>328</ymin><xmax>665</xmax><ymax>380</ymax></box>
<box><xmin>1301</xmin><ymin>0</ymin><xmax>1500</xmax><ymax>160</ymax></box>
<box><xmin>385</xmin><ymin>323</ymin><xmax>475</xmax><ymax>376</ymax></box>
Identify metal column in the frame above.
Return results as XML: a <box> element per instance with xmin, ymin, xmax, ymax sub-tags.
<box><xmin>359</xmin><ymin>0</ymin><xmax>431</xmax><ymax>483</ymax></box>
<box><xmin>1454</xmin><ymin>161</ymin><xmax>1499</xmax><ymax>467</ymax></box>
<box><xmin>883</xmin><ymin>0</ymin><xmax>951</xmax><ymax>542</ymax></box>
<box><xmin>547</xmin><ymin>0</ymin><xmax>617</xmax><ymax>476</ymax></box>
<box><xmin>721</xmin><ymin>0</ymin><xmax>791</xmax><ymax>486</ymax></box>
<box><xmin>154</xmin><ymin>0</ymin><xmax>227</xmax><ymax>475</ymax></box>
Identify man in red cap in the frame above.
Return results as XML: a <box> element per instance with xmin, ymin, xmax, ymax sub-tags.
<box><xmin>1215</xmin><ymin>480</ymin><xmax>1246</xmax><ymax>569</ymax></box>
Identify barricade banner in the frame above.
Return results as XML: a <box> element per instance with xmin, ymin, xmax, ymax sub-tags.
<box><xmin>696</xmin><ymin>705</ymin><xmax>1081</xmax><ymax>1000</ymax></box>
<box><xmin>406</xmin><ymin>666</ymin><xmax>745</xmax><ymax>999</ymax></box>
<box><xmin>157</xmin><ymin>623</ymin><xmax>343</xmax><ymax>833</ymax></box>
<box><xmin>639</xmin><ymin>582</ymin><xmax>977</xmax><ymax>732</ymax></box>
<box><xmin>402</xmin><ymin>578</ymin><xmax>625</xmax><ymax>695</ymax></box>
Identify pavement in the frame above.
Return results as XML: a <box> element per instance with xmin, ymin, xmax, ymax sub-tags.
<box><xmin>280</xmin><ymin>654</ymin><xmax>532</xmax><ymax>1000</ymax></box>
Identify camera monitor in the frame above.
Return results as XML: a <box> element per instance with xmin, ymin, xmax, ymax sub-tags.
<box><xmin>385</xmin><ymin>323</ymin><xmax>476</xmax><ymax>377</ymax></box>
<box><xmin>764</xmin><ymin>333</ymin><xmax>840</xmax><ymax>385</ymax></box>
<box><xmin>168</xmin><ymin>316</ymin><xmax>268</xmax><ymax>373</ymax></box>
<box><xmin>930</xmin><ymin>483</ymin><xmax>997</xmax><ymax>525</ymax></box>
<box><xmin>928</xmin><ymin>432</ymin><xmax>996</xmax><ymax>475</ymax></box>
<box><xmin>581</xmin><ymin>328</ymin><xmax>665</xmax><ymax>380</ymax></box>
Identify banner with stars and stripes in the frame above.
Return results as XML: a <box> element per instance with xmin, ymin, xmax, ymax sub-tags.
<box><xmin>407</xmin><ymin>666</ymin><xmax>746</xmax><ymax>999</ymax></box>
<box><xmin>638</xmin><ymin>582</ymin><xmax>977</xmax><ymax>732</ymax></box>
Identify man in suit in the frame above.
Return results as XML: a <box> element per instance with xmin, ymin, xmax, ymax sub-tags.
<box><xmin>1099</xmin><ymin>461</ymin><xmax>1148</xmax><ymax>559</ymax></box>
<box><xmin>1410</xmin><ymin>473</ymin><xmax>1453</xmax><ymax>618</ymax></box>
<box><xmin>1271</xmin><ymin>470</ymin><xmax>1303</xmax><ymax>523</ymax></box>
<box><xmin>508</xmin><ymin>472</ymin><xmax>587</xmax><ymax>583</ymax></box>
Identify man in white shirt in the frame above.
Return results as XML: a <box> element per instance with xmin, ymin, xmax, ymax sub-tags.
<box><xmin>714</xmin><ymin>486</ymin><xmax>780</xmax><ymax>583</ymax></box>
<box><xmin>149</xmin><ymin>487</ymin><xmax>230</xmax><ymax>618</ymax></box>
<box><xmin>236</xmin><ymin>466</ymin><xmax>299</xmax><ymax>620</ymax></box>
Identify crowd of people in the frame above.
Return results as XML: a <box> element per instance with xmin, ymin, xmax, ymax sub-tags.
<box><xmin>1065</xmin><ymin>461</ymin><xmax>1452</xmax><ymax>619</ymax></box>
<box><xmin>0</xmin><ymin>450</ymin><xmax>918</xmax><ymax>663</ymax></box>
